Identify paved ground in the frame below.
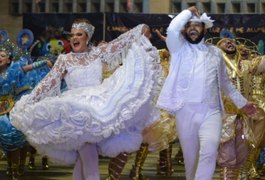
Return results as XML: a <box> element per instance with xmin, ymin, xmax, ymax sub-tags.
<box><xmin>0</xmin><ymin>142</ymin><xmax>265</xmax><ymax>180</ymax></box>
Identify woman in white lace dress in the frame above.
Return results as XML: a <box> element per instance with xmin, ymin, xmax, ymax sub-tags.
<box><xmin>9</xmin><ymin>19</ymin><xmax>161</xmax><ymax>180</ymax></box>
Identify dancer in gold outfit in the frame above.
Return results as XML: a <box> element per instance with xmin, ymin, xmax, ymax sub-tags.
<box><xmin>216</xmin><ymin>37</ymin><xmax>265</xmax><ymax>179</ymax></box>
<box><xmin>240</xmin><ymin>44</ymin><xmax>265</xmax><ymax>178</ymax></box>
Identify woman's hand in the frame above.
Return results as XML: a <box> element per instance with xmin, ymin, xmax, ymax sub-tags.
<box><xmin>142</xmin><ymin>25</ymin><xmax>152</xmax><ymax>39</ymax></box>
<box><xmin>47</xmin><ymin>60</ymin><xmax>53</xmax><ymax>68</ymax></box>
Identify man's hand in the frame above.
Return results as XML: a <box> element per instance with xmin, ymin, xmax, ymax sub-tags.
<box><xmin>241</xmin><ymin>102</ymin><xmax>257</xmax><ymax>117</ymax></box>
<box><xmin>188</xmin><ymin>6</ymin><xmax>200</xmax><ymax>17</ymax></box>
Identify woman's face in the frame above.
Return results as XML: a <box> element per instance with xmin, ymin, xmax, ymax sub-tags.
<box><xmin>0</xmin><ymin>50</ymin><xmax>10</xmax><ymax>70</ymax></box>
<box><xmin>69</xmin><ymin>29</ymin><xmax>89</xmax><ymax>53</ymax></box>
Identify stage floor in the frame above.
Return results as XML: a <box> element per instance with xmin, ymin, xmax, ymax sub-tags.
<box><xmin>0</xmin><ymin>142</ymin><xmax>264</xmax><ymax>180</ymax></box>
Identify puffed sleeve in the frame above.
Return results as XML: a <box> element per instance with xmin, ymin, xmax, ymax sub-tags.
<box><xmin>96</xmin><ymin>24</ymin><xmax>148</xmax><ymax>70</ymax></box>
<box><xmin>26</xmin><ymin>54</ymin><xmax>67</xmax><ymax>103</ymax></box>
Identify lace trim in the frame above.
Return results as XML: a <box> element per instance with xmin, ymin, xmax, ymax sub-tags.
<box><xmin>10</xmin><ymin>35</ymin><xmax>162</xmax><ymax>152</ymax></box>
<box><xmin>100</xmin><ymin>25</ymin><xmax>144</xmax><ymax>70</ymax></box>
<box><xmin>25</xmin><ymin>24</ymin><xmax>146</xmax><ymax>104</ymax></box>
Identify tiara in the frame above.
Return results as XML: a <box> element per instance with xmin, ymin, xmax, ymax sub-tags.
<box><xmin>0</xmin><ymin>46</ymin><xmax>12</xmax><ymax>57</ymax></box>
<box><xmin>72</xmin><ymin>22</ymin><xmax>95</xmax><ymax>39</ymax></box>
<box><xmin>0</xmin><ymin>39</ymin><xmax>13</xmax><ymax>57</ymax></box>
<box><xmin>0</xmin><ymin>39</ymin><xmax>23</xmax><ymax>60</ymax></box>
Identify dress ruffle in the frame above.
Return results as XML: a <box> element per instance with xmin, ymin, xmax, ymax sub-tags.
<box><xmin>10</xmin><ymin>36</ymin><xmax>161</xmax><ymax>164</ymax></box>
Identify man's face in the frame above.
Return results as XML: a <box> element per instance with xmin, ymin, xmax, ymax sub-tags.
<box><xmin>238</xmin><ymin>45</ymin><xmax>250</xmax><ymax>59</ymax></box>
<box><xmin>218</xmin><ymin>38</ymin><xmax>237</xmax><ymax>54</ymax></box>
<box><xmin>183</xmin><ymin>22</ymin><xmax>205</xmax><ymax>44</ymax></box>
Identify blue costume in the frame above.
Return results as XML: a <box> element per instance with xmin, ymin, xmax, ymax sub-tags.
<box><xmin>0</xmin><ymin>28</ymin><xmax>54</xmax><ymax>180</ymax></box>
<box><xmin>0</xmin><ymin>62</ymin><xmax>33</xmax><ymax>152</ymax></box>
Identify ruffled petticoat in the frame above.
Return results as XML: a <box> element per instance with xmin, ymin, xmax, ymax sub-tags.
<box><xmin>10</xmin><ymin>36</ymin><xmax>162</xmax><ymax>164</ymax></box>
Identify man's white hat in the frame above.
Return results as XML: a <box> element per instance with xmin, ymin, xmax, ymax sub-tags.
<box><xmin>189</xmin><ymin>13</ymin><xmax>214</xmax><ymax>29</ymax></box>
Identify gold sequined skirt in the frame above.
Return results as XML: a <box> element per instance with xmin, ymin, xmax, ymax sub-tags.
<box><xmin>142</xmin><ymin>110</ymin><xmax>177</xmax><ymax>152</ymax></box>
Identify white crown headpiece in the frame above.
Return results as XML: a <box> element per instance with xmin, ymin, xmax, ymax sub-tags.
<box><xmin>72</xmin><ymin>22</ymin><xmax>95</xmax><ymax>40</ymax></box>
<box><xmin>189</xmin><ymin>13</ymin><xmax>214</xmax><ymax>29</ymax></box>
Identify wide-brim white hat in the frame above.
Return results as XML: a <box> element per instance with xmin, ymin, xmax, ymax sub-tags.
<box><xmin>189</xmin><ymin>13</ymin><xmax>214</xmax><ymax>29</ymax></box>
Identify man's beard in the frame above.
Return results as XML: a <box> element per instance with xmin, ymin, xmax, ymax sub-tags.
<box><xmin>184</xmin><ymin>31</ymin><xmax>204</xmax><ymax>44</ymax></box>
<box><xmin>224</xmin><ymin>49</ymin><xmax>236</xmax><ymax>55</ymax></box>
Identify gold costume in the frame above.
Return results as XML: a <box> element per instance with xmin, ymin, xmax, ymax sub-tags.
<box><xmin>246</xmin><ymin>55</ymin><xmax>265</xmax><ymax>145</ymax></box>
<box><xmin>217</xmin><ymin>39</ymin><xmax>265</xmax><ymax>179</ymax></box>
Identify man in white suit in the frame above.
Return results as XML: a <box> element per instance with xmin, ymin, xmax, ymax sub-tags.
<box><xmin>157</xmin><ymin>6</ymin><xmax>257</xmax><ymax>180</ymax></box>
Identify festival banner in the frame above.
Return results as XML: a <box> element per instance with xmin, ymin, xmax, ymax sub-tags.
<box><xmin>105</xmin><ymin>13</ymin><xmax>172</xmax><ymax>49</ymax></box>
<box><xmin>105</xmin><ymin>13</ymin><xmax>265</xmax><ymax>54</ymax></box>
<box><xmin>23</xmin><ymin>13</ymin><xmax>265</xmax><ymax>54</ymax></box>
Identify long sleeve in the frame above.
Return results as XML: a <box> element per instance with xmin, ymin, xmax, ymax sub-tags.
<box><xmin>26</xmin><ymin>54</ymin><xmax>66</xmax><ymax>103</ymax></box>
<box><xmin>96</xmin><ymin>24</ymin><xmax>146</xmax><ymax>70</ymax></box>
<box><xmin>219</xmin><ymin>51</ymin><xmax>248</xmax><ymax>109</ymax></box>
<box><xmin>166</xmin><ymin>9</ymin><xmax>192</xmax><ymax>53</ymax></box>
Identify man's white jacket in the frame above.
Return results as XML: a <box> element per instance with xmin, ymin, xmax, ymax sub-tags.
<box><xmin>156</xmin><ymin>9</ymin><xmax>247</xmax><ymax>114</ymax></box>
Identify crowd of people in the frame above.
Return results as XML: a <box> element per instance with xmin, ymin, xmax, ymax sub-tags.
<box><xmin>1</xmin><ymin>5</ymin><xmax>265</xmax><ymax>180</ymax></box>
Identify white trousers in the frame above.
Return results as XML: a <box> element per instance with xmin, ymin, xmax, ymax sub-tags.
<box><xmin>176</xmin><ymin>103</ymin><xmax>222</xmax><ymax>180</ymax></box>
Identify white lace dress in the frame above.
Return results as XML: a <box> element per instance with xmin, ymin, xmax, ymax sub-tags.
<box><xmin>10</xmin><ymin>25</ymin><xmax>162</xmax><ymax>164</ymax></box>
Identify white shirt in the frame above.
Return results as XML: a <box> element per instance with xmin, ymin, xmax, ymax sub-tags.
<box><xmin>186</xmin><ymin>45</ymin><xmax>205</xmax><ymax>103</ymax></box>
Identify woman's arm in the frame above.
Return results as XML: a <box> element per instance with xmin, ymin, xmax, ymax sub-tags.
<box><xmin>96</xmin><ymin>24</ymin><xmax>149</xmax><ymax>67</ymax></box>
<box><xmin>22</xmin><ymin>59</ymin><xmax>53</xmax><ymax>73</ymax></box>
<box><xmin>26</xmin><ymin>55</ymin><xmax>66</xmax><ymax>103</ymax></box>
